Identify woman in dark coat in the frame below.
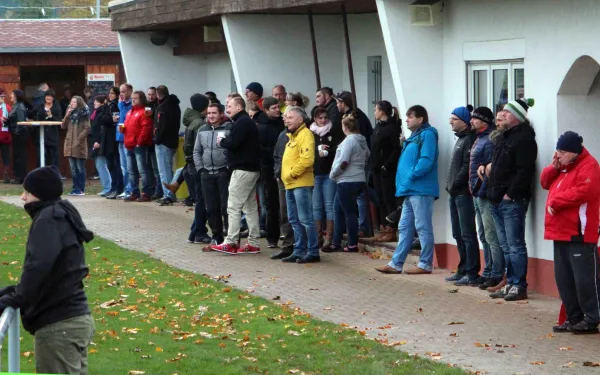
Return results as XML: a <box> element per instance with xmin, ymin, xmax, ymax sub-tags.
<box><xmin>32</xmin><ymin>89</ymin><xmax>62</xmax><ymax>170</ymax></box>
<box><xmin>104</xmin><ymin>86</ymin><xmax>121</xmax><ymax>199</ymax></box>
<box><xmin>6</xmin><ymin>90</ymin><xmax>30</xmax><ymax>184</ymax></box>
<box><xmin>90</xmin><ymin>95</ymin><xmax>114</xmax><ymax>196</ymax></box>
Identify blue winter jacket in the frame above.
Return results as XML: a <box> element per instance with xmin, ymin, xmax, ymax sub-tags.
<box><xmin>116</xmin><ymin>99</ymin><xmax>132</xmax><ymax>142</ymax></box>
<box><xmin>468</xmin><ymin>127</ymin><xmax>494</xmax><ymax>198</ymax></box>
<box><xmin>395</xmin><ymin>123</ymin><xmax>439</xmax><ymax>198</ymax></box>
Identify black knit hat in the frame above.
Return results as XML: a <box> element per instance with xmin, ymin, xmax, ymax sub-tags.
<box><xmin>556</xmin><ymin>131</ymin><xmax>583</xmax><ymax>154</ymax></box>
<box><xmin>245</xmin><ymin>82</ymin><xmax>264</xmax><ymax>97</ymax></box>
<box><xmin>23</xmin><ymin>166</ymin><xmax>63</xmax><ymax>201</ymax></box>
<box><xmin>190</xmin><ymin>94</ymin><xmax>209</xmax><ymax>112</ymax></box>
<box><xmin>472</xmin><ymin>106</ymin><xmax>494</xmax><ymax>126</ymax></box>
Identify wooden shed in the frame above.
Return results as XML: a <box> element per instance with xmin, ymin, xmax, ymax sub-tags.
<box><xmin>0</xmin><ymin>19</ymin><xmax>124</xmax><ymax>178</ymax></box>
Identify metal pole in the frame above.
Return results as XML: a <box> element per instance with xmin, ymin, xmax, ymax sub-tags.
<box><xmin>40</xmin><ymin>126</ymin><xmax>45</xmax><ymax>167</ymax></box>
<box><xmin>8</xmin><ymin>309</ymin><xmax>20</xmax><ymax>373</ymax></box>
<box><xmin>96</xmin><ymin>0</ymin><xmax>101</xmax><ymax>19</ymax></box>
<box><xmin>341</xmin><ymin>3</ymin><xmax>357</xmax><ymax>109</ymax></box>
<box><xmin>308</xmin><ymin>7</ymin><xmax>322</xmax><ymax>89</ymax></box>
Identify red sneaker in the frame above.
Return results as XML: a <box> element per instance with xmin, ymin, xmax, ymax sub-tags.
<box><xmin>210</xmin><ymin>243</ymin><xmax>238</xmax><ymax>255</ymax></box>
<box><xmin>238</xmin><ymin>244</ymin><xmax>260</xmax><ymax>254</ymax></box>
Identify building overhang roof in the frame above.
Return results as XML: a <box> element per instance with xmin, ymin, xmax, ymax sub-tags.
<box><xmin>109</xmin><ymin>0</ymin><xmax>376</xmax><ymax>32</ymax></box>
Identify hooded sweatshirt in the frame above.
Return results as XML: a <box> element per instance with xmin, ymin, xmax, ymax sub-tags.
<box><xmin>154</xmin><ymin>94</ymin><xmax>182</xmax><ymax>149</ymax></box>
<box><xmin>0</xmin><ymin>199</ymin><xmax>93</xmax><ymax>334</ymax></box>
<box><xmin>182</xmin><ymin>108</ymin><xmax>206</xmax><ymax>161</ymax></box>
<box><xmin>330</xmin><ymin>133</ymin><xmax>370</xmax><ymax>183</ymax></box>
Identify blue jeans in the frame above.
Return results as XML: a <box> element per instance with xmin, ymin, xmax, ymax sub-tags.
<box><xmin>491</xmin><ymin>199</ymin><xmax>529</xmax><ymax>288</ymax></box>
<box><xmin>474</xmin><ymin>197</ymin><xmax>504</xmax><ymax>279</ymax></box>
<box><xmin>357</xmin><ymin>186</ymin><xmax>378</xmax><ymax>235</ymax></box>
<box><xmin>449</xmin><ymin>195</ymin><xmax>480</xmax><ymax>278</ymax></box>
<box><xmin>313</xmin><ymin>174</ymin><xmax>336</xmax><ymax>221</ymax></box>
<box><xmin>68</xmin><ymin>158</ymin><xmax>86</xmax><ymax>193</ymax></box>
<box><xmin>257</xmin><ymin>180</ymin><xmax>267</xmax><ymax>231</ymax></box>
<box><xmin>333</xmin><ymin>182</ymin><xmax>363</xmax><ymax>247</ymax></box>
<box><xmin>388</xmin><ymin>195</ymin><xmax>435</xmax><ymax>272</ymax></box>
<box><xmin>286</xmin><ymin>187</ymin><xmax>318</xmax><ymax>257</ymax></box>
<box><xmin>118</xmin><ymin>142</ymin><xmax>131</xmax><ymax>194</ymax></box>
<box><xmin>155</xmin><ymin>144</ymin><xmax>176</xmax><ymax>199</ymax></box>
<box><xmin>94</xmin><ymin>156</ymin><xmax>112</xmax><ymax>194</ymax></box>
<box><xmin>127</xmin><ymin>146</ymin><xmax>152</xmax><ymax>196</ymax></box>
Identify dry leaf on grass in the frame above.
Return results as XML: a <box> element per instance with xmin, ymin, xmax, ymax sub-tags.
<box><xmin>128</xmin><ymin>371</ymin><xmax>145</xmax><ymax>375</ymax></box>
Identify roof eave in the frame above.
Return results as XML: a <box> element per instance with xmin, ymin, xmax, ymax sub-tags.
<box><xmin>0</xmin><ymin>47</ymin><xmax>121</xmax><ymax>53</ymax></box>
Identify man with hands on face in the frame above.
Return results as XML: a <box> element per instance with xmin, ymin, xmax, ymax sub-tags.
<box><xmin>541</xmin><ymin>131</ymin><xmax>600</xmax><ymax>335</ymax></box>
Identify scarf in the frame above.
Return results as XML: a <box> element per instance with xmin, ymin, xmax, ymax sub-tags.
<box><xmin>0</xmin><ymin>103</ymin><xmax>7</xmax><ymax>118</ymax></box>
<box><xmin>310</xmin><ymin>121</ymin><xmax>332</xmax><ymax>137</ymax></box>
<box><xmin>70</xmin><ymin>105</ymin><xmax>90</xmax><ymax>124</ymax></box>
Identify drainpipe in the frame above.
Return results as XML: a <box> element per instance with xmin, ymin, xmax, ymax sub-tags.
<box><xmin>97</xmin><ymin>0</ymin><xmax>101</xmax><ymax>19</ymax></box>
<box><xmin>308</xmin><ymin>7</ymin><xmax>322</xmax><ymax>89</ymax></box>
<box><xmin>341</xmin><ymin>2</ymin><xmax>357</xmax><ymax>109</ymax></box>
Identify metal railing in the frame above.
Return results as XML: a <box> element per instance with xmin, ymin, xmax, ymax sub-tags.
<box><xmin>0</xmin><ymin>307</ymin><xmax>20</xmax><ymax>373</ymax></box>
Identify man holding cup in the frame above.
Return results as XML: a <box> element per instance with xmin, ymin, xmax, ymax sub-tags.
<box><xmin>116</xmin><ymin>84</ymin><xmax>133</xmax><ymax>199</ymax></box>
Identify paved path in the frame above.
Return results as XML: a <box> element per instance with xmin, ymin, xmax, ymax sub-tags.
<box><xmin>4</xmin><ymin>196</ymin><xmax>599</xmax><ymax>375</ymax></box>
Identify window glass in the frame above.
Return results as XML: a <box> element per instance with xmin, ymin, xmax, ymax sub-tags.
<box><xmin>514</xmin><ymin>68</ymin><xmax>525</xmax><ymax>100</ymax></box>
<box><xmin>493</xmin><ymin>69</ymin><xmax>508</xmax><ymax>113</ymax></box>
<box><xmin>473</xmin><ymin>70</ymin><xmax>488</xmax><ymax>109</ymax></box>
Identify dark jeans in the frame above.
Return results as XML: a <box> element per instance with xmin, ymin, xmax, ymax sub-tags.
<box><xmin>148</xmin><ymin>146</ymin><xmax>162</xmax><ymax>196</ymax></box>
<box><xmin>333</xmin><ymin>182</ymin><xmax>363</xmax><ymax>247</ymax></box>
<box><xmin>106</xmin><ymin>153</ymin><xmax>122</xmax><ymax>194</ymax></box>
<box><xmin>12</xmin><ymin>133</ymin><xmax>27</xmax><ymax>181</ymax></box>
<box><xmin>68</xmin><ymin>158</ymin><xmax>86</xmax><ymax>193</ymax></box>
<box><xmin>189</xmin><ymin>165</ymin><xmax>208</xmax><ymax>238</ymax></box>
<box><xmin>0</xmin><ymin>143</ymin><xmax>9</xmax><ymax>167</ymax></box>
<box><xmin>449</xmin><ymin>194</ymin><xmax>481</xmax><ymax>278</ymax></box>
<box><xmin>127</xmin><ymin>146</ymin><xmax>152</xmax><ymax>196</ymax></box>
<box><xmin>278</xmin><ymin>179</ymin><xmax>294</xmax><ymax>250</ymax></box>
<box><xmin>373</xmin><ymin>168</ymin><xmax>397</xmax><ymax>224</ymax></box>
<box><xmin>261</xmin><ymin>169</ymin><xmax>280</xmax><ymax>243</ymax></box>
<box><xmin>554</xmin><ymin>241</ymin><xmax>600</xmax><ymax>325</ymax></box>
<box><xmin>201</xmin><ymin>169</ymin><xmax>230</xmax><ymax>243</ymax></box>
<box><xmin>182</xmin><ymin>165</ymin><xmax>195</xmax><ymax>201</ymax></box>
<box><xmin>491</xmin><ymin>199</ymin><xmax>529</xmax><ymax>288</ymax></box>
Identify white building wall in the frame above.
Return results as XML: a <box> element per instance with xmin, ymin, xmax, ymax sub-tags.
<box><xmin>118</xmin><ymin>32</ymin><xmax>233</xmax><ymax>125</ymax></box>
<box><xmin>376</xmin><ymin>0</ymin><xmax>600</xmax><ymax>261</ymax></box>
<box><xmin>376</xmin><ymin>0</ymin><xmax>447</xmax><ymax>242</ymax></box>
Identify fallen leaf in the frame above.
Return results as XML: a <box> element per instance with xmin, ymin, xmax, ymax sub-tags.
<box><xmin>89</xmin><ymin>348</ymin><xmax>98</xmax><ymax>354</ymax></box>
<box><xmin>155</xmin><ymin>347</ymin><xmax>163</xmax><ymax>352</ymax></box>
<box><xmin>416</xmin><ymin>307</ymin><xmax>423</xmax><ymax>313</ymax></box>
<box><xmin>530</xmin><ymin>361</ymin><xmax>545</xmax><ymax>365</ymax></box>
<box><xmin>287</xmin><ymin>330</ymin><xmax>301</xmax><ymax>336</ymax></box>
<box><xmin>222</xmin><ymin>287</ymin><xmax>232</xmax><ymax>293</ymax></box>
<box><xmin>323</xmin><ymin>307</ymin><xmax>333</xmax><ymax>311</ymax></box>
<box><xmin>583</xmin><ymin>362</ymin><xmax>600</xmax><ymax>367</ymax></box>
<box><xmin>448</xmin><ymin>289</ymin><xmax>458</xmax><ymax>293</ymax></box>
<box><xmin>447</xmin><ymin>321</ymin><xmax>464</xmax><ymax>325</ymax></box>
<box><xmin>128</xmin><ymin>372</ymin><xmax>145</xmax><ymax>375</ymax></box>
<box><xmin>562</xmin><ymin>362</ymin><xmax>576</xmax><ymax>368</ymax></box>
<box><xmin>517</xmin><ymin>301</ymin><xmax>529</xmax><ymax>304</ymax></box>
<box><xmin>474</xmin><ymin>342</ymin><xmax>490</xmax><ymax>348</ymax></box>
<box><xmin>22</xmin><ymin>351</ymin><xmax>33</xmax><ymax>357</ymax></box>
<box><xmin>449</xmin><ymin>333</ymin><xmax>458</xmax><ymax>337</ymax></box>
<box><xmin>425</xmin><ymin>352</ymin><xmax>442</xmax><ymax>360</ymax></box>
<box><xmin>558</xmin><ymin>347</ymin><xmax>573</xmax><ymax>351</ymax></box>
<box><xmin>272</xmin><ymin>296</ymin><xmax>281</xmax><ymax>301</ymax></box>
<box><xmin>286</xmin><ymin>370</ymin><xmax>301</xmax><ymax>374</ymax></box>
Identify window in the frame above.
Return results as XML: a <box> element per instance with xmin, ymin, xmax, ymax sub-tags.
<box><xmin>368</xmin><ymin>56</ymin><xmax>382</xmax><ymax>124</ymax></box>
<box><xmin>468</xmin><ymin>61</ymin><xmax>524</xmax><ymax>114</ymax></box>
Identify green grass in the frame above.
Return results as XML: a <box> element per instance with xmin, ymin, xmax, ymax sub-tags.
<box><xmin>0</xmin><ymin>180</ymin><xmax>103</xmax><ymax>197</ymax></box>
<box><xmin>0</xmin><ymin>202</ymin><xmax>465</xmax><ymax>375</ymax></box>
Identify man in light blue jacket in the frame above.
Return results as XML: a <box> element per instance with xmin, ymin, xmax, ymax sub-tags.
<box><xmin>376</xmin><ymin>105</ymin><xmax>439</xmax><ymax>275</ymax></box>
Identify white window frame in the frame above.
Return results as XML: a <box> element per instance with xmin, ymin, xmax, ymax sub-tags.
<box><xmin>467</xmin><ymin>60</ymin><xmax>524</xmax><ymax>113</ymax></box>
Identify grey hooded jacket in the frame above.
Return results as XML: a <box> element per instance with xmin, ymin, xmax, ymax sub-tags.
<box><xmin>193</xmin><ymin>119</ymin><xmax>233</xmax><ymax>173</ymax></box>
<box><xmin>330</xmin><ymin>133</ymin><xmax>370</xmax><ymax>183</ymax></box>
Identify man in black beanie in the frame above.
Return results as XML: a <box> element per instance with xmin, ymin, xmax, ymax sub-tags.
<box><xmin>541</xmin><ymin>131</ymin><xmax>600</xmax><ymax>334</ymax></box>
<box><xmin>0</xmin><ymin>166</ymin><xmax>95</xmax><ymax>374</ymax></box>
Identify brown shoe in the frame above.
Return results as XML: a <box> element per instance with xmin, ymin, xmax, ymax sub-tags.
<box><xmin>123</xmin><ymin>194</ymin><xmax>140</xmax><ymax>202</ymax></box>
<box><xmin>137</xmin><ymin>193</ymin><xmax>152</xmax><ymax>202</ymax></box>
<box><xmin>404</xmin><ymin>267</ymin><xmax>432</xmax><ymax>275</ymax></box>
<box><xmin>487</xmin><ymin>275</ymin><xmax>507</xmax><ymax>292</ymax></box>
<box><xmin>162</xmin><ymin>181</ymin><xmax>180</xmax><ymax>196</ymax></box>
<box><xmin>375</xmin><ymin>265</ymin><xmax>402</xmax><ymax>274</ymax></box>
<box><xmin>375</xmin><ymin>226</ymin><xmax>397</xmax><ymax>242</ymax></box>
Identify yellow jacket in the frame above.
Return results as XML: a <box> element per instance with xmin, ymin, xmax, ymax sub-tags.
<box><xmin>281</xmin><ymin>124</ymin><xmax>315</xmax><ymax>189</ymax></box>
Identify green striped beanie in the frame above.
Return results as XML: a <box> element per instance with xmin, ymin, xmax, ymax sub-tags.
<box><xmin>504</xmin><ymin>98</ymin><xmax>535</xmax><ymax>123</ymax></box>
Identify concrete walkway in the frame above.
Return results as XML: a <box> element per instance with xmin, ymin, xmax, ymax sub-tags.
<box><xmin>3</xmin><ymin>195</ymin><xmax>599</xmax><ymax>375</ymax></box>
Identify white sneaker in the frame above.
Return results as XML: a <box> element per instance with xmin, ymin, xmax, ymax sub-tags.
<box><xmin>117</xmin><ymin>192</ymin><xmax>127</xmax><ymax>200</ymax></box>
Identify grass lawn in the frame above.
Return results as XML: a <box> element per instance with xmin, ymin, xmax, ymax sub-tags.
<box><xmin>0</xmin><ymin>201</ymin><xmax>465</xmax><ymax>375</ymax></box>
<box><xmin>0</xmin><ymin>179</ymin><xmax>103</xmax><ymax>197</ymax></box>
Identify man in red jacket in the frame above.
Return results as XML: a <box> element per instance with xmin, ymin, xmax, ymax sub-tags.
<box><xmin>540</xmin><ymin>131</ymin><xmax>600</xmax><ymax>334</ymax></box>
<box><xmin>123</xmin><ymin>91</ymin><xmax>154</xmax><ymax>202</ymax></box>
